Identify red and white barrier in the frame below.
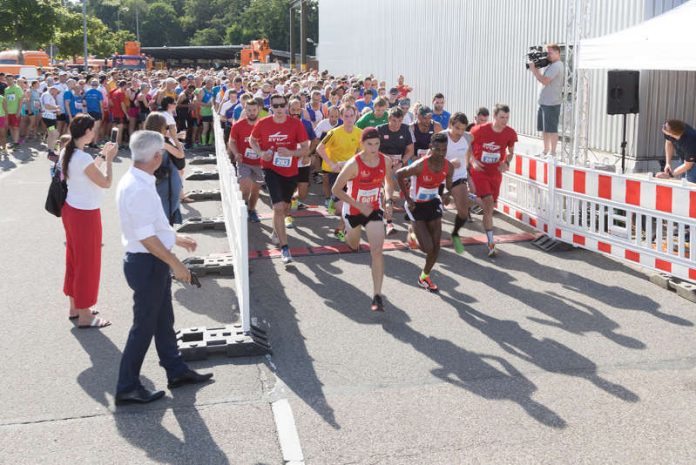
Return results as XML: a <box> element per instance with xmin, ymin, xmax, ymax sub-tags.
<box><xmin>498</xmin><ymin>153</ymin><xmax>696</xmax><ymax>283</ymax></box>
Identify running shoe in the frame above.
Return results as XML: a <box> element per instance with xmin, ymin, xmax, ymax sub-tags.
<box><xmin>285</xmin><ymin>216</ymin><xmax>295</xmax><ymax>229</ymax></box>
<box><xmin>371</xmin><ymin>294</ymin><xmax>384</xmax><ymax>312</ymax></box>
<box><xmin>313</xmin><ymin>172</ymin><xmax>323</xmax><ymax>184</ymax></box>
<box><xmin>271</xmin><ymin>231</ymin><xmax>280</xmax><ymax>245</ymax></box>
<box><xmin>487</xmin><ymin>242</ymin><xmax>497</xmax><ymax>257</ymax></box>
<box><xmin>281</xmin><ymin>247</ymin><xmax>293</xmax><ymax>264</ymax></box>
<box><xmin>407</xmin><ymin>232</ymin><xmax>419</xmax><ymax>250</ymax></box>
<box><xmin>296</xmin><ymin>201</ymin><xmax>308</xmax><ymax>210</ymax></box>
<box><xmin>327</xmin><ymin>198</ymin><xmax>336</xmax><ymax>215</ymax></box>
<box><xmin>452</xmin><ymin>234</ymin><xmax>464</xmax><ymax>254</ymax></box>
<box><xmin>418</xmin><ymin>275</ymin><xmax>439</xmax><ymax>292</ymax></box>
<box><xmin>248</xmin><ymin>210</ymin><xmax>260</xmax><ymax>223</ymax></box>
<box><xmin>385</xmin><ymin>222</ymin><xmax>396</xmax><ymax>236</ymax></box>
<box><xmin>290</xmin><ymin>198</ymin><xmax>299</xmax><ymax>211</ymax></box>
<box><xmin>334</xmin><ymin>229</ymin><xmax>346</xmax><ymax>242</ymax></box>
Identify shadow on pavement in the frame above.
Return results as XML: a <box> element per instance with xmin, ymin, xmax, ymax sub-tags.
<box><xmin>292</xmin><ymin>254</ymin><xmax>567</xmax><ymax>428</ymax></box>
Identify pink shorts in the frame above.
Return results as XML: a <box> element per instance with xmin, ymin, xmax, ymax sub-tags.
<box><xmin>0</xmin><ymin>117</ymin><xmax>6</xmax><ymax>129</ymax></box>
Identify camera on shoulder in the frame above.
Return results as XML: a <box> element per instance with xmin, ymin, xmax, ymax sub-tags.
<box><xmin>525</xmin><ymin>46</ymin><xmax>550</xmax><ymax>69</ymax></box>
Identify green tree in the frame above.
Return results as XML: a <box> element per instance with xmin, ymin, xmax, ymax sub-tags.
<box><xmin>140</xmin><ymin>2</ymin><xmax>184</xmax><ymax>46</ymax></box>
<box><xmin>54</xmin><ymin>7</ymin><xmax>135</xmax><ymax>59</ymax></box>
<box><xmin>0</xmin><ymin>0</ymin><xmax>59</xmax><ymax>51</ymax></box>
<box><xmin>190</xmin><ymin>27</ymin><xmax>224</xmax><ymax>46</ymax></box>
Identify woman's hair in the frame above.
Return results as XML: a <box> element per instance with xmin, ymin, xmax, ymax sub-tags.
<box><xmin>144</xmin><ymin>112</ymin><xmax>168</xmax><ymax>135</ymax></box>
<box><xmin>62</xmin><ymin>114</ymin><xmax>95</xmax><ymax>179</ymax></box>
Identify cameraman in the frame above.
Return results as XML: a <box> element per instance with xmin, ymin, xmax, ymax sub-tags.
<box><xmin>528</xmin><ymin>43</ymin><xmax>564</xmax><ymax>157</ymax></box>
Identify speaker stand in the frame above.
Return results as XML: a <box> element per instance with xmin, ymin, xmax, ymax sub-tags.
<box><xmin>620</xmin><ymin>113</ymin><xmax>628</xmax><ymax>174</ymax></box>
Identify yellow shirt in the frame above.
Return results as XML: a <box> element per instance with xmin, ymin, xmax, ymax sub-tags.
<box><xmin>321</xmin><ymin>125</ymin><xmax>362</xmax><ymax>172</ymax></box>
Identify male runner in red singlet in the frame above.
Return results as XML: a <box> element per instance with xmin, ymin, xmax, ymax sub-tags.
<box><xmin>332</xmin><ymin>127</ymin><xmax>395</xmax><ymax>312</ymax></box>
<box><xmin>396</xmin><ymin>132</ymin><xmax>454</xmax><ymax>292</ymax></box>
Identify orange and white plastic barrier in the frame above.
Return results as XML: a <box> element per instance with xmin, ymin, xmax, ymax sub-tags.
<box><xmin>498</xmin><ymin>153</ymin><xmax>696</xmax><ymax>283</ymax></box>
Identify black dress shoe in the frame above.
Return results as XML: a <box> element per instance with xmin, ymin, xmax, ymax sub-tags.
<box><xmin>115</xmin><ymin>387</ymin><xmax>165</xmax><ymax>405</ymax></box>
<box><xmin>168</xmin><ymin>369</ymin><xmax>214</xmax><ymax>389</ymax></box>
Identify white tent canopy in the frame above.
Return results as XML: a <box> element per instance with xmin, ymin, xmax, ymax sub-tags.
<box><xmin>577</xmin><ymin>0</ymin><xmax>696</xmax><ymax>70</ymax></box>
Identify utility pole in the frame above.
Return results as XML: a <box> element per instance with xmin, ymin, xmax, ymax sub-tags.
<box><xmin>289</xmin><ymin>6</ymin><xmax>295</xmax><ymax>69</ymax></box>
<box><xmin>135</xmin><ymin>4</ymin><xmax>140</xmax><ymax>42</ymax></box>
<box><xmin>300</xmin><ymin>0</ymin><xmax>307</xmax><ymax>71</ymax></box>
<box><xmin>82</xmin><ymin>0</ymin><xmax>89</xmax><ymax>72</ymax></box>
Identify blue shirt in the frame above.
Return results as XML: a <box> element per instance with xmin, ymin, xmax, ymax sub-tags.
<box><xmin>301</xmin><ymin>119</ymin><xmax>316</xmax><ymax>140</ymax></box>
<box><xmin>233</xmin><ymin>104</ymin><xmax>244</xmax><ymax>121</ymax></box>
<box><xmin>432</xmin><ymin>110</ymin><xmax>451</xmax><ymax>129</ymax></box>
<box><xmin>84</xmin><ymin>88</ymin><xmax>103</xmax><ymax>114</ymax></box>
<box><xmin>64</xmin><ymin>90</ymin><xmax>78</xmax><ymax>116</ymax></box>
<box><xmin>355</xmin><ymin>99</ymin><xmax>374</xmax><ymax>113</ymax></box>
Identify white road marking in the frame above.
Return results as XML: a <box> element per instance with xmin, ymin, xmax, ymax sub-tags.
<box><xmin>266</xmin><ymin>354</ymin><xmax>305</xmax><ymax>464</ymax></box>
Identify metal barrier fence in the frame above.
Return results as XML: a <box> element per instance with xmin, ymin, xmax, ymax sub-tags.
<box><xmin>213</xmin><ymin>113</ymin><xmax>251</xmax><ymax>332</ymax></box>
<box><xmin>498</xmin><ymin>153</ymin><xmax>696</xmax><ymax>283</ymax></box>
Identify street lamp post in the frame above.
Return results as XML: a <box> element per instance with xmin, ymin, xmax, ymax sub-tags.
<box><xmin>82</xmin><ymin>0</ymin><xmax>89</xmax><ymax>72</ymax></box>
<box><xmin>135</xmin><ymin>5</ymin><xmax>140</xmax><ymax>42</ymax></box>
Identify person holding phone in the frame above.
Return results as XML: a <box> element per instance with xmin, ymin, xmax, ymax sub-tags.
<box><xmin>60</xmin><ymin>114</ymin><xmax>117</xmax><ymax>328</ymax></box>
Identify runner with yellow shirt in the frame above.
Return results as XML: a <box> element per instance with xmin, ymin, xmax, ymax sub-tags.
<box><xmin>316</xmin><ymin>105</ymin><xmax>362</xmax><ymax>241</ymax></box>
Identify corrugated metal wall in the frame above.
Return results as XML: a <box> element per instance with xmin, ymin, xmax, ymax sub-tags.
<box><xmin>637</xmin><ymin>0</ymin><xmax>696</xmax><ymax>160</ymax></box>
<box><xmin>318</xmin><ymin>0</ymin><xmax>694</xmax><ymax>164</ymax></box>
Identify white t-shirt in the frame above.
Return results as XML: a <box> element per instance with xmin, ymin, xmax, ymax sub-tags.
<box><xmin>402</xmin><ymin>111</ymin><xmax>415</xmax><ymax>126</ymax></box>
<box><xmin>65</xmin><ymin>149</ymin><xmax>104</xmax><ymax>210</ymax></box>
<box><xmin>41</xmin><ymin>93</ymin><xmax>57</xmax><ymax>119</ymax></box>
<box><xmin>444</xmin><ymin>129</ymin><xmax>472</xmax><ymax>182</ymax></box>
<box><xmin>314</xmin><ymin>118</ymin><xmax>339</xmax><ymax>140</ymax></box>
<box><xmin>163</xmin><ymin>111</ymin><xmax>176</xmax><ymax>127</ymax></box>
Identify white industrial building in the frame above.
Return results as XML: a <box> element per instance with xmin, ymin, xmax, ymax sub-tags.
<box><xmin>317</xmin><ymin>0</ymin><xmax>696</xmax><ymax>171</ymax></box>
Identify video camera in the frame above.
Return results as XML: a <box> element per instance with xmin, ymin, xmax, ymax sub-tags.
<box><xmin>525</xmin><ymin>46</ymin><xmax>550</xmax><ymax>69</ymax></box>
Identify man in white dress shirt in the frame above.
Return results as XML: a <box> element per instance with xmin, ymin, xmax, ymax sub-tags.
<box><xmin>115</xmin><ymin>130</ymin><xmax>212</xmax><ymax>405</ymax></box>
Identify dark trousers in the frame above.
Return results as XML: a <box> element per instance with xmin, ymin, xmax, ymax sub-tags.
<box><xmin>116</xmin><ymin>253</ymin><xmax>187</xmax><ymax>394</ymax></box>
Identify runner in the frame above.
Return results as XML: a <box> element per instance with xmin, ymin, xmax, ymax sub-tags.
<box><xmin>314</xmin><ymin>106</ymin><xmax>341</xmax><ymax>187</ymax></box>
<box><xmin>228</xmin><ymin>99</ymin><xmax>262</xmax><ymax>223</ymax></box>
<box><xmin>443</xmin><ymin>112</ymin><xmax>475</xmax><ymax>253</ymax></box>
<box><xmin>316</xmin><ymin>104</ymin><xmax>362</xmax><ymax>242</ymax></box>
<box><xmin>410</xmin><ymin>106</ymin><xmax>442</xmax><ymax>159</ymax></box>
<box><xmin>377</xmin><ymin>106</ymin><xmax>414</xmax><ymax>235</ymax></box>
<box><xmin>287</xmin><ymin>98</ymin><xmax>318</xmax><ymax>223</ymax></box>
<box><xmin>3</xmin><ymin>75</ymin><xmax>24</xmax><ymax>148</ymax></box>
<box><xmin>355</xmin><ymin>97</ymin><xmax>388</xmax><ymax>129</ymax></box>
<box><xmin>83</xmin><ymin>79</ymin><xmax>104</xmax><ymax>147</ymax></box>
<box><xmin>431</xmin><ymin>93</ymin><xmax>451</xmax><ymax>130</ymax></box>
<box><xmin>396</xmin><ymin>132</ymin><xmax>453</xmax><ymax>292</ymax></box>
<box><xmin>197</xmin><ymin>77</ymin><xmax>215</xmax><ymax>146</ymax></box>
<box><xmin>331</xmin><ymin>127</ymin><xmax>394</xmax><ymax>312</ymax></box>
<box><xmin>306</xmin><ymin>90</ymin><xmax>326</xmax><ymax>128</ymax></box>
<box><xmin>248</xmin><ymin>93</ymin><xmax>310</xmax><ymax>264</ymax></box>
<box><xmin>466</xmin><ymin>106</ymin><xmax>490</xmax><ymax>131</ymax></box>
<box><xmin>469</xmin><ymin>104</ymin><xmax>518</xmax><ymax>257</ymax></box>
<box><xmin>109</xmin><ymin>80</ymin><xmax>128</xmax><ymax>148</ymax></box>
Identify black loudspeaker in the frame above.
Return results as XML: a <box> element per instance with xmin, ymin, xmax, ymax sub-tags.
<box><xmin>607</xmin><ymin>70</ymin><xmax>640</xmax><ymax>115</ymax></box>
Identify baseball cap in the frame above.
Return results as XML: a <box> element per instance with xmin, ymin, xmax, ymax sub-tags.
<box><xmin>361</xmin><ymin>127</ymin><xmax>380</xmax><ymax>142</ymax></box>
<box><xmin>418</xmin><ymin>106</ymin><xmax>433</xmax><ymax>117</ymax></box>
<box><xmin>399</xmin><ymin>98</ymin><xmax>411</xmax><ymax>107</ymax></box>
<box><xmin>186</xmin><ymin>74</ymin><xmax>195</xmax><ymax>80</ymax></box>
<box><xmin>90</xmin><ymin>79</ymin><xmax>98</xmax><ymax>86</ymax></box>
<box><xmin>389</xmin><ymin>87</ymin><xmax>399</xmax><ymax>95</ymax></box>
<box><xmin>50</xmin><ymin>85</ymin><xmax>61</xmax><ymax>91</ymax></box>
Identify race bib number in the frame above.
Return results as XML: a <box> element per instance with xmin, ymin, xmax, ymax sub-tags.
<box><xmin>481</xmin><ymin>151</ymin><xmax>501</xmax><ymax>164</ymax></box>
<box><xmin>272</xmin><ymin>151</ymin><xmax>292</xmax><ymax>168</ymax></box>
<box><xmin>417</xmin><ymin>149</ymin><xmax>429</xmax><ymax>158</ymax></box>
<box><xmin>416</xmin><ymin>186</ymin><xmax>439</xmax><ymax>202</ymax></box>
<box><xmin>244</xmin><ymin>148</ymin><xmax>259</xmax><ymax>160</ymax></box>
<box><xmin>357</xmin><ymin>187</ymin><xmax>379</xmax><ymax>205</ymax></box>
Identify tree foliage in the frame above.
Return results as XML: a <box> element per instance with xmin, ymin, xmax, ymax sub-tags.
<box><xmin>1</xmin><ymin>0</ymin><xmax>319</xmax><ymax>57</ymax></box>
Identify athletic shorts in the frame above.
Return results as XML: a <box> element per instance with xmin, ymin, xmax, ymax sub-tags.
<box><xmin>0</xmin><ymin>117</ymin><xmax>5</xmax><ymax>128</ymax></box>
<box><xmin>127</xmin><ymin>108</ymin><xmax>139</xmax><ymax>118</ymax></box>
<box><xmin>56</xmin><ymin>114</ymin><xmax>67</xmax><ymax>122</ymax></box>
<box><xmin>470</xmin><ymin>171</ymin><xmax>502</xmax><ymax>201</ymax></box>
<box><xmin>452</xmin><ymin>178</ymin><xmax>468</xmax><ymax>189</ymax></box>
<box><xmin>325</xmin><ymin>171</ymin><xmax>341</xmax><ymax>200</ymax></box>
<box><xmin>88</xmin><ymin>111</ymin><xmax>102</xmax><ymax>120</ymax></box>
<box><xmin>263</xmin><ymin>168</ymin><xmax>297</xmax><ymax>205</ymax></box>
<box><xmin>112</xmin><ymin>116</ymin><xmax>127</xmax><ymax>125</ymax></box>
<box><xmin>345</xmin><ymin>209</ymin><xmax>384</xmax><ymax>229</ymax></box>
<box><xmin>296</xmin><ymin>166</ymin><xmax>310</xmax><ymax>183</ymax></box>
<box><xmin>405</xmin><ymin>198</ymin><xmax>443</xmax><ymax>222</ymax></box>
<box><xmin>537</xmin><ymin>104</ymin><xmax>560</xmax><ymax>133</ymax></box>
<box><xmin>201</xmin><ymin>115</ymin><xmax>213</xmax><ymax>123</ymax></box>
<box><xmin>42</xmin><ymin>117</ymin><xmax>57</xmax><ymax>130</ymax></box>
<box><xmin>7</xmin><ymin>114</ymin><xmax>20</xmax><ymax>128</ymax></box>
<box><xmin>238</xmin><ymin>163</ymin><xmax>265</xmax><ymax>184</ymax></box>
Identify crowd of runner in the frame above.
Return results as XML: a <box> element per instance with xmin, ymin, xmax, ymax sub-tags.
<box><xmin>3</xmin><ymin>66</ymin><xmax>517</xmax><ymax>313</ymax></box>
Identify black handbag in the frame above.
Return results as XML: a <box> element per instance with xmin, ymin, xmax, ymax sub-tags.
<box><xmin>45</xmin><ymin>163</ymin><xmax>67</xmax><ymax>217</ymax></box>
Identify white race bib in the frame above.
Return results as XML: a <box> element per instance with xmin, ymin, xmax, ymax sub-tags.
<box><xmin>272</xmin><ymin>151</ymin><xmax>292</xmax><ymax>168</ymax></box>
<box><xmin>416</xmin><ymin>186</ymin><xmax>438</xmax><ymax>202</ymax></box>
<box><xmin>357</xmin><ymin>187</ymin><xmax>379</xmax><ymax>205</ymax></box>
<box><xmin>417</xmin><ymin>149</ymin><xmax>429</xmax><ymax>158</ymax></box>
<box><xmin>481</xmin><ymin>151</ymin><xmax>501</xmax><ymax>164</ymax></box>
<box><xmin>244</xmin><ymin>147</ymin><xmax>259</xmax><ymax>160</ymax></box>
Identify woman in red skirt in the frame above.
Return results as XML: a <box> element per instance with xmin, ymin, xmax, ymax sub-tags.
<box><xmin>61</xmin><ymin>114</ymin><xmax>118</xmax><ymax>328</ymax></box>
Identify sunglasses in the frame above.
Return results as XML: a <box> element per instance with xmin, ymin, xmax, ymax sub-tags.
<box><xmin>271</xmin><ymin>103</ymin><xmax>286</xmax><ymax>109</ymax></box>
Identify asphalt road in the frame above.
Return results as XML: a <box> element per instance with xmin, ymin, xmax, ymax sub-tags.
<box><xmin>1</xmin><ymin>142</ymin><xmax>695</xmax><ymax>465</ymax></box>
